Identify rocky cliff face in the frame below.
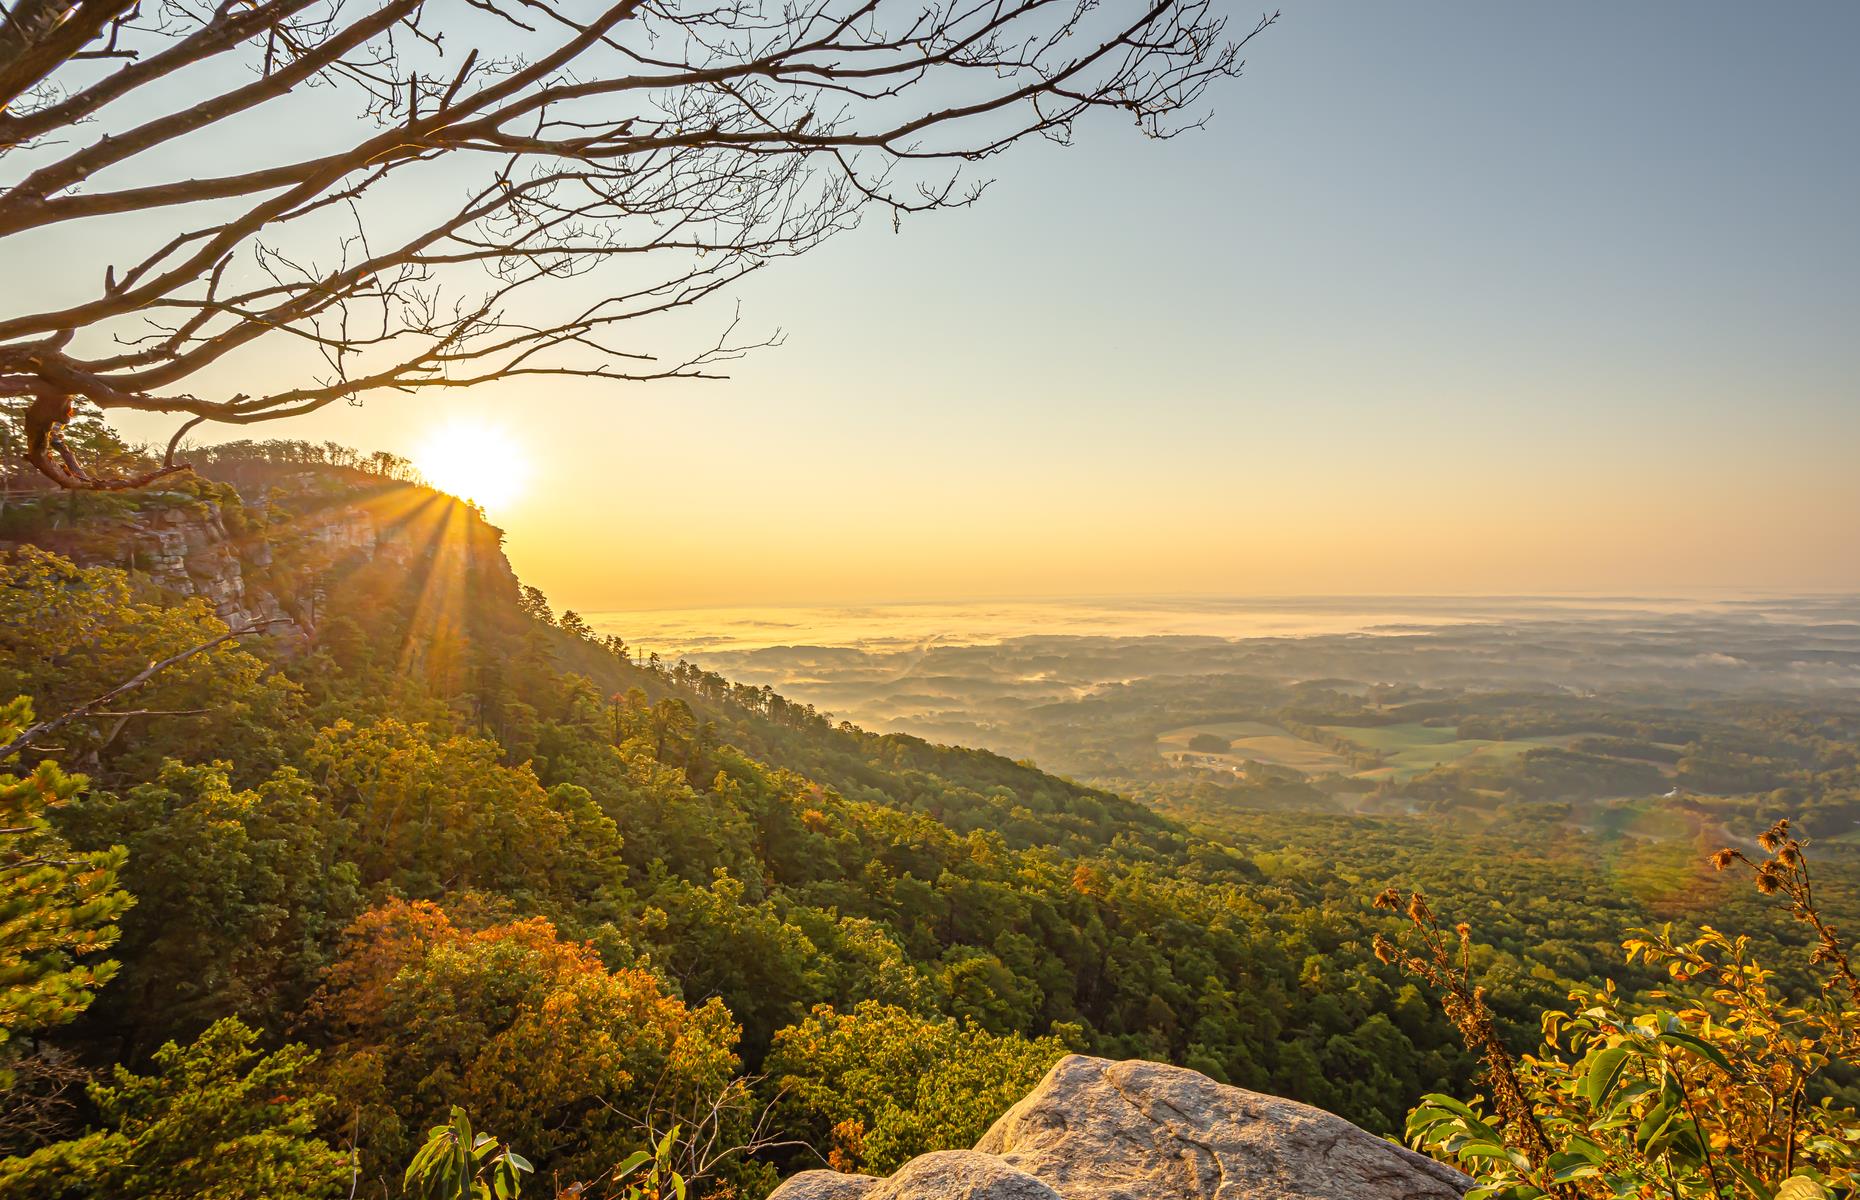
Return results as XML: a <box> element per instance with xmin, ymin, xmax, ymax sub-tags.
<box><xmin>771</xmin><ymin>1055</ymin><xmax>1468</xmax><ymax>1200</ymax></box>
<box><xmin>102</xmin><ymin>496</ymin><xmax>297</xmax><ymax>629</ymax></box>
<box><xmin>0</xmin><ymin>475</ymin><xmax>426</xmax><ymax>635</ymax></box>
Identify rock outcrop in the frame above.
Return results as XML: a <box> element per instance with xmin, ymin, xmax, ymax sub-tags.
<box><xmin>0</xmin><ymin>474</ymin><xmax>436</xmax><ymax>636</ymax></box>
<box><xmin>770</xmin><ymin>1055</ymin><xmax>1468</xmax><ymax>1200</ymax></box>
<box><xmin>117</xmin><ymin>497</ymin><xmax>287</xmax><ymax>628</ymax></box>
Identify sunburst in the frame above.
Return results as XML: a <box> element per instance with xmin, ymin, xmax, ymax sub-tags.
<box><xmin>413</xmin><ymin>423</ymin><xmax>528</xmax><ymax>512</ymax></box>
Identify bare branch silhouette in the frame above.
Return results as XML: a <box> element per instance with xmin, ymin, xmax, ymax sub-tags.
<box><xmin>0</xmin><ymin>0</ymin><xmax>1274</xmax><ymax>486</ymax></box>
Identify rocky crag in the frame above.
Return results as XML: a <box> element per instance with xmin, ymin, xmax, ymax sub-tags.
<box><xmin>0</xmin><ymin>467</ymin><xmax>449</xmax><ymax>635</ymax></box>
<box><xmin>772</xmin><ymin>1056</ymin><xmax>1469</xmax><ymax>1200</ymax></box>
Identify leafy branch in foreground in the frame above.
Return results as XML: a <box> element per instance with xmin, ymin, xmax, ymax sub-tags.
<box><xmin>1378</xmin><ymin>819</ymin><xmax>1860</xmax><ymax>1200</ymax></box>
<box><xmin>402</xmin><ymin>1115</ymin><xmax>708</xmax><ymax>1200</ymax></box>
<box><xmin>1370</xmin><ymin>887</ymin><xmax>1557</xmax><ymax>1174</ymax></box>
<box><xmin>405</xmin><ymin>1107</ymin><xmax>533</xmax><ymax>1200</ymax></box>
<box><xmin>607</xmin><ymin>1124</ymin><xmax>688</xmax><ymax>1200</ymax></box>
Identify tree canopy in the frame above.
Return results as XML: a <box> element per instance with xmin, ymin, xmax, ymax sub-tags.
<box><xmin>0</xmin><ymin>459</ymin><xmax>1849</xmax><ymax>1197</ymax></box>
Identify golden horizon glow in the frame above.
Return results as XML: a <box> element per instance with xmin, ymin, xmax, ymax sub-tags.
<box><xmin>83</xmin><ymin>7</ymin><xmax>1860</xmax><ymax>612</ymax></box>
<box><xmin>413</xmin><ymin>422</ymin><xmax>529</xmax><ymax>514</ymax></box>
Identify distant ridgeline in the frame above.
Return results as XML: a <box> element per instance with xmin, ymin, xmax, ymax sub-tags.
<box><xmin>0</xmin><ymin>441</ymin><xmax>1843</xmax><ymax>1197</ymax></box>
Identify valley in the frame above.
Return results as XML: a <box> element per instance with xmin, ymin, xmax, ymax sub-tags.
<box><xmin>5</xmin><ymin>3</ymin><xmax>1857</xmax><ymax>1193</ymax></box>
<box><xmin>597</xmin><ymin>598</ymin><xmax>1860</xmax><ymax>858</ymax></box>
<box><xmin>0</xmin><ymin>455</ymin><xmax>1853</xmax><ymax>1200</ymax></box>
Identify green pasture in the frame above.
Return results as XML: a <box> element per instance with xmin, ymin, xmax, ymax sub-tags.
<box><xmin>1157</xmin><ymin>721</ymin><xmax>1354</xmax><ymax>774</ymax></box>
<box><xmin>1322</xmin><ymin>723</ymin><xmax>1567</xmax><ymax>782</ymax></box>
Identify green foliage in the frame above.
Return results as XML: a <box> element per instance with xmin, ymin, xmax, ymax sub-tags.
<box><xmin>52</xmin><ymin>758</ymin><xmax>361</xmax><ymax>1043</ymax></box>
<box><xmin>766</xmin><ymin>1001</ymin><xmax>1077</xmax><ymax>1173</ymax></box>
<box><xmin>1395</xmin><ymin>822</ymin><xmax>1860</xmax><ymax>1200</ymax></box>
<box><xmin>0</xmin><ymin>697</ymin><xmax>130</xmax><ymax>1085</ymax></box>
<box><xmin>404</xmin><ymin>1108</ymin><xmax>532</xmax><ymax>1200</ymax></box>
<box><xmin>303</xmin><ymin>717</ymin><xmax>603</xmax><ymax>904</ymax></box>
<box><xmin>0</xmin><ymin>1017</ymin><xmax>349</xmax><ymax>1199</ymax></box>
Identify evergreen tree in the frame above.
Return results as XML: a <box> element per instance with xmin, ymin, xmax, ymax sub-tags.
<box><xmin>0</xmin><ymin>697</ymin><xmax>130</xmax><ymax>1086</ymax></box>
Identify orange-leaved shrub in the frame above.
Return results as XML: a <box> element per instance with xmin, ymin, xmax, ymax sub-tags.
<box><xmin>311</xmin><ymin>899</ymin><xmax>741</xmax><ymax>1193</ymax></box>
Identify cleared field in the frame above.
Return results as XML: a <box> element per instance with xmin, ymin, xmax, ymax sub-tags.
<box><xmin>1323</xmin><ymin>722</ymin><xmax>1565</xmax><ymax>782</ymax></box>
<box><xmin>1158</xmin><ymin>722</ymin><xmax>1354</xmax><ymax>774</ymax></box>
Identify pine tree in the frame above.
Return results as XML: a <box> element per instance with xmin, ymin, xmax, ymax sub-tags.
<box><xmin>0</xmin><ymin>1018</ymin><xmax>350</xmax><ymax>1199</ymax></box>
<box><xmin>0</xmin><ymin>696</ymin><xmax>131</xmax><ymax>1087</ymax></box>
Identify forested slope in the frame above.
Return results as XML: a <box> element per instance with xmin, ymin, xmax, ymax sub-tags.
<box><xmin>0</xmin><ymin>451</ymin><xmax>1818</xmax><ymax>1198</ymax></box>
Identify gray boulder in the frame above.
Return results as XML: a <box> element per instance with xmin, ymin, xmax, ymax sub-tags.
<box><xmin>769</xmin><ymin>1055</ymin><xmax>1468</xmax><ymax>1200</ymax></box>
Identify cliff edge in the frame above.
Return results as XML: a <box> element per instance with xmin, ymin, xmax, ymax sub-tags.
<box><xmin>770</xmin><ymin>1054</ymin><xmax>1469</xmax><ymax>1200</ymax></box>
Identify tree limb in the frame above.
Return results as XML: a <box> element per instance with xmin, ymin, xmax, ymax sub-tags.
<box><xmin>0</xmin><ymin>621</ymin><xmax>285</xmax><ymax>760</ymax></box>
<box><xmin>0</xmin><ymin>0</ymin><xmax>1276</xmax><ymax>488</ymax></box>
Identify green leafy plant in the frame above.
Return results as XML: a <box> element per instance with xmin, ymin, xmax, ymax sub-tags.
<box><xmin>404</xmin><ymin>1108</ymin><xmax>532</xmax><ymax>1200</ymax></box>
<box><xmin>608</xmin><ymin>1125</ymin><xmax>688</xmax><ymax>1200</ymax></box>
<box><xmin>766</xmin><ymin>1001</ymin><xmax>1076</xmax><ymax>1173</ymax></box>
<box><xmin>1381</xmin><ymin>819</ymin><xmax>1860</xmax><ymax>1200</ymax></box>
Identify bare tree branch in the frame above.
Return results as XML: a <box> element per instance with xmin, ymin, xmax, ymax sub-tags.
<box><xmin>0</xmin><ymin>0</ymin><xmax>1276</xmax><ymax>488</ymax></box>
<box><xmin>0</xmin><ymin>620</ymin><xmax>283</xmax><ymax>760</ymax></box>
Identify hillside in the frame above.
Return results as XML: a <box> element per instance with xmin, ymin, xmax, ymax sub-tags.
<box><xmin>0</xmin><ymin>452</ymin><xmax>1833</xmax><ymax>1198</ymax></box>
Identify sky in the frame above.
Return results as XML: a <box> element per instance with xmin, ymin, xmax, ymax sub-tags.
<box><xmin>102</xmin><ymin>3</ymin><xmax>1860</xmax><ymax>611</ymax></box>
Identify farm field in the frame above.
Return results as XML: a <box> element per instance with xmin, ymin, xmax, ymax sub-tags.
<box><xmin>1322</xmin><ymin>723</ymin><xmax>1569</xmax><ymax>782</ymax></box>
<box><xmin>1157</xmin><ymin>721</ymin><xmax>1354</xmax><ymax>774</ymax></box>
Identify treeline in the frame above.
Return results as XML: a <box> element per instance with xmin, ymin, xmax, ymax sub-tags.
<box><xmin>186</xmin><ymin>438</ymin><xmax>424</xmax><ymax>482</ymax></box>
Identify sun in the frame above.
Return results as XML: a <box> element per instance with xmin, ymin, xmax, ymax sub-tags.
<box><xmin>413</xmin><ymin>422</ymin><xmax>528</xmax><ymax>512</ymax></box>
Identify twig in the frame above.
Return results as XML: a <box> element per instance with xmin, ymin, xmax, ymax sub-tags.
<box><xmin>0</xmin><ymin>621</ymin><xmax>285</xmax><ymax>760</ymax></box>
